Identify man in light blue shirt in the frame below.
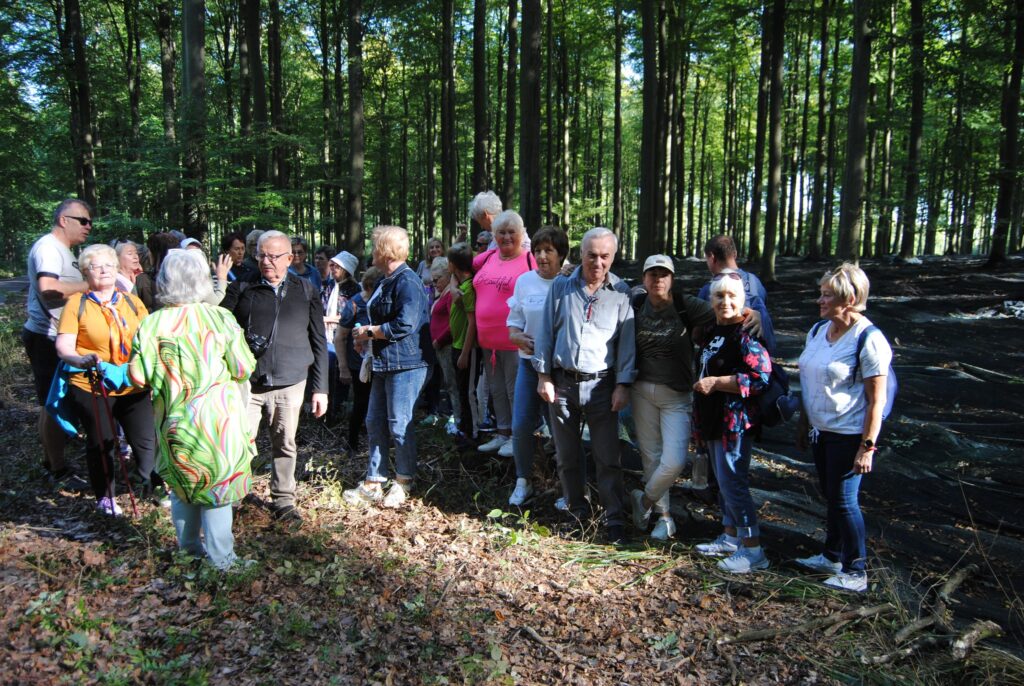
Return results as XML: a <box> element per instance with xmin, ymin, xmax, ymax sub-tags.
<box><xmin>533</xmin><ymin>227</ymin><xmax>636</xmax><ymax>543</ymax></box>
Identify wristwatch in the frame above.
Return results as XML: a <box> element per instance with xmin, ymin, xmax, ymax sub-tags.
<box><xmin>862</xmin><ymin>438</ymin><xmax>875</xmax><ymax>450</ymax></box>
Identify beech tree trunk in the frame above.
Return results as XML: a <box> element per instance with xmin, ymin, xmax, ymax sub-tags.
<box><xmin>182</xmin><ymin>0</ymin><xmax>207</xmax><ymax>239</ymax></box>
<box><xmin>988</xmin><ymin>0</ymin><xmax>1024</xmax><ymax>266</ymax></box>
<box><xmin>472</xmin><ymin>0</ymin><xmax>489</xmax><ymax>222</ymax></box>
<box><xmin>837</xmin><ymin>0</ymin><xmax>872</xmax><ymax>260</ymax></box>
<box><xmin>503</xmin><ymin>0</ymin><xmax>518</xmax><ymax>207</ymax></box>
<box><xmin>899</xmin><ymin>0</ymin><xmax>925</xmax><ymax>258</ymax></box>
<box><xmin>65</xmin><ymin>0</ymin><xmax>97</xmax><ymax>208</ymax></box>
<box><xmin>519</xmin><ymin>0</ymin><xmax>542</xmax><ymax>231</ymax></box>
<box><xmin>346</xmin><ymin>0</ymin><xmax>364</xmax><ymax>252</ymax></box>
<box><xmin>155</xmin><ymin>0</ymin><xmax>180</xmax><ymax>226</ymax></box>
<box><xmin>440</xmin><ymin>0</ymin><xmax>457</xmax><ymax>241</ymax></box>
<box><xmin>761</xmin><ymin>0</ymin><xmax>785</xmax><ymax>282</ymax></box>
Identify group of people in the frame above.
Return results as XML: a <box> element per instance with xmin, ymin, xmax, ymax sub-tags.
<box><xmin>25</xmin><ymin>195</ymin><xmax>892</xmax><ymax>593</ymax></box>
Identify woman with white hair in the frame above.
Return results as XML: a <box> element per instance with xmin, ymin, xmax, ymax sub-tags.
<box><xmin>468</xmin><ymin>191</ymin><xmax>503</xmax><ymax>231</ymax></box>
<box><xmin>795</xmin><ymin>263</ymin><xmax>893</xmax><ymax>593</ymax></box>
<box><xmin>692</xmin><ymin>270</ymin><xmax>773</xmax><ymax>573</ymax></box>
<box><xmin>129</xmin><ymin>249</ymin><xmax>257</xmax><ymax>570</ymax></box>
<box><xmin>55</xmin><ymin>244</ymin><xmax>155</xmax><ymax>515</ymax></box>
<box><xmin>472</xmin><ymin>209</ymin><xmax>536</xmax><ymax>456</ymax></box>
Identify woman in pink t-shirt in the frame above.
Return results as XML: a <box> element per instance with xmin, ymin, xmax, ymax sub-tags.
<box><xmin>472</xmin><ymin>210</ymin><xmax>535</xmax><ymax>455</ymax></box>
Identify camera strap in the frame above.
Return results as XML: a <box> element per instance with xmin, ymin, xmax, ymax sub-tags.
<box><xmin>247</xmin><ymin>280</ymin><xmax>287</xmax><ymax>345</ymax></box>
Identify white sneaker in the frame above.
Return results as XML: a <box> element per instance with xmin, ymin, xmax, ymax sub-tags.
<box><xmin>718</xmin><ymin>546</ymin><xmax>770</xmax><ymax>573</ymax></box>
<box><xmin>824</xmin><ymin>571</ymin><xmax>868</xmax><ymax>593</ymax></box>
<box><xmin>497</xmin><ymin>440</ymin><xmax>515</xmax><ymax>458</ymax></box>
<box><xmin>96</xmin><ymin>496</ymin><xmax>123</xmax><ymax>517</ymax></box>
<box><xmin>630</xmin><ymin>488</ymin><xmax>651</xmax><ymax>530</ymax></box>
<box><xmin>650</xmin><ymin>517</ymin><xmax>676</xmax><ymax>540</ymax></box>
<box><xmin>554</xmin><ymin>496</ymin><xmax>569</xmax><ymax>512</ymax></box>
<box><xmin>382</xmin><ymin>481</ymin><xmax>409</xmax><ymax>508</ymax></box>
<box><xmin>795</xmin><ymin>553</ymin><xmax>842</xmax><ymax>574</ymax></box>
<box><xmin>478</xmin><ymin>435</ymin><xmax>510</xmax><ymax>453</ymax></box>
<box><xmin>508</xmin><ymin>478</ymin><xmax>534</xmax><ymax>506</ymax></box>
<box><xmin>695</xmin><ymin>533</ymin><xmax>740</xmax><ymax>556</ymax></box>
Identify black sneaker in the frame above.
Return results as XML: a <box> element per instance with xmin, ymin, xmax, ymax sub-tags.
<box><xmin>272</xmin><ymin>505</ymin><xmax>303</xmax><ymax>524</ymax></box>
<box><xmin>606</xmin><ymin>525</ymin><xmax>627</xmax><ymax>546</ymax></box>
<box><xmin>50</xmin><ymin>468</ymin><xmax>90</xmax><ymax>492</ymax></box>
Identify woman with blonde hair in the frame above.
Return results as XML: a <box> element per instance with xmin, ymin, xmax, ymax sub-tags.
<box><xmin>795</xmin><ymin>263</ymin><xmax>893</xmax><ymax>593</ymax></box>
<box><xmin>343</xmin><ymin>226</ymin><xmax>429</xmax><ymax>508</ymax></box>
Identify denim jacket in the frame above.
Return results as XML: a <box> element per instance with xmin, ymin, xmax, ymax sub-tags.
<box><xmin>368</xmin><ymin>263</ymin><xmax>428</xmax><ymax>372</ymax></box>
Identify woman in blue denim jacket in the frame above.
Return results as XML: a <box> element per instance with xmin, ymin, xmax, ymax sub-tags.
<box><xmin>343</xmin><ymin>226</ymin><xmax>429</xmax><ymax>508</ymax></box>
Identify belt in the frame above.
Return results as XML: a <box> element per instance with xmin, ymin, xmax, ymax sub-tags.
<box><xmin>557</xmin><ymin>368</ymin><xmax>611</xmax><ymax>382</ymax></box>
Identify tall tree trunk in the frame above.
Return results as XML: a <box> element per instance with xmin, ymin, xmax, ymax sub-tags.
<box><xmin>440</xmin><ymin>0</ymin><xmax>457</xmax><ymax>241</ymax></box>
<box><xmin>837</xmin><ymin>0</ymin><xmax>872</xmax><ymax>261</ymax></box>
<box><xmin>400</xmin><ymin>66</ymin><xmax>409</xmax><ymax>231</ymax></box>
<box><xmin>761</xmin><ymin>0</ymin><xmax>785</xmax><ymax>283</ymax></box>
<box><xmin>823</xmin><ymin>26</ymin><xmax>841</xmax><ymax>256</ymax></box>
<box><xmin>559</xmin><ymin>2</ymin><xmax>571</xmax><ymax>227</ymax></box>
<box><xmin>544</xmin><ymin>0</ymin><xmax>553</xmax><ymax>223</ymax></box>
<box><xmin>268</xmin><ymin>0</ymin><xmax>285</xmax><ymax>188</ymax></box>
<box><xmin>899</xmin><ymin>0</ymin><xmax>925</xmax><ymax>258</ymax></box>
<box><xmin>317</xmin><ymin>0</ymin><xmax>331</xmax><ymax>234</ymax></box>
<box><xmin>503</xmin><ymin>0</ymin><xmax>518</xmax><ymax>206</ymax></box>
<box><xmin>346</xmin><ymin>0</ymin><xmax>364</xmax><ymax>252</ymax></box>
<box><xmin>748</xmin><ymin>4</ymin><xmax>770</xmax><ymax>263</ymax></box>
<box><xmin>519</xmin><ymin>0</ymin><xmax>543</xmax><ymax>231</ymax></box>
<box><xmin>988</xmin><ymin>0</ymin><xmax>1024</xmax><ymax>266</ymax></box>
<box><xmin>687</xmin><ymin>74</ymin><xmax>700</xmax><ymax>255</ymax></box>
<box><xmin>612</xmin><ymin>1</ymin><xmax>623</xmax><ymax>238</ymax></box>
<box><xmin>155</xmin><ymin>0</ymin><xmax>180</xmax><ymax>226</ymax></box>
<box><xmin>875</xmin><ymin>0</ymin><xmax>896</xmax><ymax>256</ymax></box>
<box><xmin>182</xmin><ymin>0</ymin><xmax>207</xmax><ymax>239</ymax></box>
<box><xmin>796</xmin><ymin>19</ymin><xmax>812</xmax><ymax>253</ymax></box>
<box><xmin>332</xmin><ymin>0</ymin><xmax>345</xmax><ymax>244</ymax></box>
<box><xmin>472</xmin><ymin>0</ymin><xmax>489</xmax><ymax>225</ymax></box>
<box><xmin>808</xmin><ymin>0</ymin><xmax>830</xmax><ymax>259</ymax></box>
<box><xmin>425</xmin><ymin>89</ymin><xmax>436</xmax><ymax>235</ymax></box>
<box><xmin>65</xmin><ymin>0</ymin><xmax>97</xmax><ymax>208</ymax></box>
<box><xmin>244</xmin><ymin>0</ymin><xmax>269</xmax><ymax>185</ymax></box>
<box><xmin>239</xmin><ymin>0</ymin><xmax>252</xmax><ymax>178</ymax></box>
<box><xmin>638</xmin><ymin>0</ymin><xmax>665</xmax><ymax>258</ymax></box>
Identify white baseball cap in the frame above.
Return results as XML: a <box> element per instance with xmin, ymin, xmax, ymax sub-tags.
<box><xmin>642</xmin><ymin>254</ymin><xmax>675</xmax><ymax>274</ymax></box>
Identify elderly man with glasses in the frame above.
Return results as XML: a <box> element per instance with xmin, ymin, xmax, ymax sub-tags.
<box><xmin>220</xmin><ymin>230</ymin><xmax>329</xmax><ymax>523</ymax></box>
<box><xmin>23</xmin><ymin>198</ymin><xmax>92</xmax><ymax>488</ymax></box>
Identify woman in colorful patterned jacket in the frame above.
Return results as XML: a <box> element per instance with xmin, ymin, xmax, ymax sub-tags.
<box><xmin>129</xmin><ymin>249</ymin><xmax>256</xmax><ymax>571</ymax></box>
<box><xmin>691</xmin><ymin>269</ymin><xmax>773</xmax><ymax>574</ymax></box>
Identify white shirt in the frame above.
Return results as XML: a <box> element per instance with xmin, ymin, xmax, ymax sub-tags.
<box><xmin>799</xmin><ymin>317</ymin><xmax>892</xmax><ymax>435</ymax></box>
<box><xmin>26</xmin><ymin>233</ymin><xmax>84</xmax><ymax>337</ymax></box>
<box><xmin>506</xmin><ymin>270</ymin><xmax>555</xmax><ymax>359</ymax></box>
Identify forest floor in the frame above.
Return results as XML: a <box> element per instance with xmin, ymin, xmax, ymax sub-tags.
<box><xmin>2</xmin><ymin>255</ymin><xmax>1024</xmax><ymax>685</ymax></box>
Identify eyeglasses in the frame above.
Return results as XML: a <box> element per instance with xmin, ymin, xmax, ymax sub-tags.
<box><xmin>256</xmin><ymin>252</ymin><xmax>291</xmax><ymax>263</ymax></box>
<box><xmin>64</xmin><ymin>215</ymin><xmax>93</xmax><ymax>226</ymax></box>
<box><xmin>86</xmin><ymin>263</ymin><xmax>117</xmax><ymax>273</ymax></box>
<box><xmin>475</xmin><ymin>242</ymin><xmax>489</xmax><ymax>248</ymax></box>
<box><xmin>109</xmin><ymin>237</ymin><xmax>131</xmax><ymax>247</ymax></box>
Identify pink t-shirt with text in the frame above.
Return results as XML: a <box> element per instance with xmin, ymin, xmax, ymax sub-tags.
<box><xmin>472</xmin><ymin>249</ymin><xmax>534</xmax><ymax>351</ymax></box>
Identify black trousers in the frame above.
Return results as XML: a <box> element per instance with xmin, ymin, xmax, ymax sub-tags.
<box><xmin>451</xmin><ymin>347</ymin><xmax>475</xmax><ymax>437</ymax></box>
<box><xmin>347</xmin><ymin>373</ymin><xmax>371</xmax><ymax>451</ymax></box>
<box><xmin>66</xmin><ymin>386</ymin><xmax>157</xmax><ymax>500</ymax></box>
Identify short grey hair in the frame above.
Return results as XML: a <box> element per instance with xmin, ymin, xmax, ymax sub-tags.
<box><xmin>113</xmin><ymin>240</ymin><xmax>139</xmax><ymax>259</ymax></box>
<box><xmin>709</xmin><ymin>268</ymin><xmax>746</xmax><ymax>307</ymax></box>
<box><xmin>79</xmin><ymin>244</ymin><xmax>117</xmax><ymax>274</ymax></box>
<box><xmin>257</xmin><ymin>230</ymin><xmax>291</xmax><ymax>252</ymax></box>
<box><xmin>491</xmin><ymin>209</ymin><xmax>526</xmax><ymax>237</ymax></box>
<box><xmin>581</xmin><ymin>227</ymin><xmax>618</xmax><ymax>253</ymax></box>
<box><xmin>158</xmin><ymin>249</ymin><xmax>214</xmax><ymax>305</ymax></box>
<box><xmin>52</xmin><ymin>198</ymin><xmax>92</xmax><ymax>227</ymax></box>
<box><xmin>429</xmin><ymin>256</ymin><xmax>449</xmax><ymax>280</ymax></box>
<box><xmin>468</xmin><ymin>191</ymin><xmax>503</xmax><ymax>222</ymax></box>
<box><xmin>245</xmin><ymin>229</ymin><xmax>265</xmax><ymax>254</ymax></box>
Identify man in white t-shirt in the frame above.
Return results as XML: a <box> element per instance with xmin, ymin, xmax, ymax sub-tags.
<box><xmin>23</xmin><ymin>198</ymin><xmax>91</xmax><ymax>483</ymax></box>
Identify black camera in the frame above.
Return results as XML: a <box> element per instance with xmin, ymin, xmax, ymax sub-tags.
<box><xmin>245</xmin><ymin>331</ymin><xmax>271</xmax><ymax>358</ymax></box>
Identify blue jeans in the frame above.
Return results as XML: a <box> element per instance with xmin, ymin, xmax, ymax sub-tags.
<box><xmin>709</xmin><ymin>435</ymin><xmax>760</xmax><ymax>539</ymax></box>
<box><xmin>170</xmin><ymin>494</ymin><xmax>237</xmax><ymax>570</ymax></box>
<box><xmin>813</xmin><ymin>431</ymin><xmax>866</xmax><ymax>573</ymax></box>
<box><xmin>365</xmin><ymin>366</ymin><xmax>428</xmax><ymax>483</ymax></box>
<box><xmin>511</xmin><ymin>357</ymin><xmax>543</xmax><ymax>479</ymax></box>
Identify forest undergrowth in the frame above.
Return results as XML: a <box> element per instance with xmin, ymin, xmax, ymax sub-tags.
<box><xmin>1</xmin><ymin>295</ymin><xmax>1022</xmax><ymax>685</ymax></box>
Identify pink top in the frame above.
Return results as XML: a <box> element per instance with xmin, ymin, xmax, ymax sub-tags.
<box><xmin>430</xmin><ymin>288</ymin><xmax>453</xmax><ymax>348</ymax></box>
<box><xmin>472</xmin><ymin>249</ymin><xmax>535</xmax><ymax>351</ymax></box>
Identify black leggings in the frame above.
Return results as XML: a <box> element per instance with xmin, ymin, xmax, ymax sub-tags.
<box><xmin>66</xmin><ymin>386</ymin><xmax>157</xmax><ymax>500</ymax></box>
<box><xmin>452</xmin><ymin>347</ymin><xmax>475</xmax><ymax>437</ymax></box>
<box><xmin>347</xmin><ymin>373</ymin><xmax>371</xmax><ymax>451</ymax></box>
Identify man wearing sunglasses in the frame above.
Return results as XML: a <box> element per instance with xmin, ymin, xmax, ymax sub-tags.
<box><xmin>23</xmin><ymin>198</ymin><xmax>92</xmax><ymax>487</ymax></box>
<box><xmin>698</xmin><ymin>235</ymin><xmax>776</xmax><ymax>353</ymax></box>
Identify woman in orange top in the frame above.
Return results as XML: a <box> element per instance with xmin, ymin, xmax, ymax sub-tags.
<box><xmin>55</xmin><ymin>244</ymin><xmax>155</xmax><ymax>516</ymax></box>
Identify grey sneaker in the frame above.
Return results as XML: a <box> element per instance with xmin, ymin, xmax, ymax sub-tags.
<box><xmin>718</xmin><ymin>546</ymin><xmax>769</xmax><ymax>573</ymax></box>
<box><xmin>508</xmin><ymin>479</ymin><xmax>534</xmax><ymax>506</ymax></box>
<box><xmin>824</xmin><ymin>571</ymin><xmax>868</xmax><ymax>593</ymax></box>
<box><xmin>695</xmin><ymin>533</ymin><xmax>740</xmax><ymax>556</ymax></box>
<box><xmin>382</xmin><ymin>481</ymin><xmax>409</xmax><ymax>508</ymax></box>
<box><xmin>795</xmin><ymin>553</ymin><xmax>842</xmax><ymax>574</ymax></box>
<box><xmin>630</xmin><ymin>489</ymin><xmax>651</xmax><ymax>530</ymax></box>
<box><xmin>650</xmin><ymin>517</ymin><xmax>677</xmax><ymax>540</ymax></box>
<box><xmin>343</xmin><ymin>483</ymin><xmax>383</xmax><ymax>507</ymax></box>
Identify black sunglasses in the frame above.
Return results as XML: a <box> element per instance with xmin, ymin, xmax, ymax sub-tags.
<box><xmin>64</xmin><ymin>215</ymin><xmax>93</xmax><ymax>226</ymax></box>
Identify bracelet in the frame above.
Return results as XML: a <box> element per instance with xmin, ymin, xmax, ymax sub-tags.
<box><xmin>862</xmin><ymin>446</ymin><xmax>878</xmax><ymax>453</ymax></box>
